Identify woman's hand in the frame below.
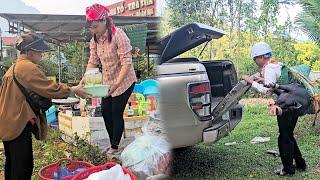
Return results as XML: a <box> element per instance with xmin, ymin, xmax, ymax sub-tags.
<box><xmin>106</xmin><ymin>83</ymin><xmax>120</xmax><ymax>97</ymax></box>
<box><xmin>71</xmin><ymin>86</ymin><xmax>92</xmax><ymax>99</ymax></box>
<box><xmin>79</xmin><ymin>78</ymin><xmax>85</xmax><ymax>87</ymax></box>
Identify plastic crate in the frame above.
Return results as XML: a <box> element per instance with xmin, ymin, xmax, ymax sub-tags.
<box><xmin>46</xmin><ymin>106</ymin><xmax>57</xmax><ymax>124</ymax></box>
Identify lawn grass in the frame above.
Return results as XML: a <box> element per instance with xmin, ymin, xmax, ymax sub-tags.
<box><xmin>0</xmin><ymin>101</ymin><xmax>319</xmax><ymax>180</ymax></box>
<box><xmin>171</xmin><ymin>103</ymin><xmax>320</xmax><ymax>180</ymax></box>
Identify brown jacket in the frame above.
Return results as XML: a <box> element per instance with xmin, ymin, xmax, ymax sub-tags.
<box><xmin>0</xmin><ymin>55</ymin><xmax>70</xmax><ymax>141</ymax></box>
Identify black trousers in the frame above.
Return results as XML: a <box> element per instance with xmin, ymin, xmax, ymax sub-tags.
<box><xmin>277</xmin><ymin>110</ymin><xmax>306</xmax><ymax>174</ymax></box>
<box><xmin>3</xmin><ymin>123</ymin><xmax>33</xmax><ymax>180</ymax></box>
<box><xmin>101</xmin><ymin>83</ymin><xmax>135</xmax><ymax>149</ymax></box>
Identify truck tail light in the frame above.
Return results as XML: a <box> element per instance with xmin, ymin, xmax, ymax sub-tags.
<box><xmin>188</xmin><ymin>81</ymin><xmax>211</xmax><ymax>120</ymax></box>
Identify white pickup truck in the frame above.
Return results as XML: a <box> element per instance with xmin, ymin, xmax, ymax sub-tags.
<box><xmin>157</xmin><ymin>23</ymin><xmax>251</xmax><ymax>148</ymax></box>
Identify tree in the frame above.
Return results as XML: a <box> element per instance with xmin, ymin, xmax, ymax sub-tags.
<box><xmin>48</xmin><ymin>40</ymin><xmax>88</xmax><ymax>83</ymax></box>
<box><xmin>61</xmin><ymin>41</ymin><xmax>87</xmax><ymax>81</ymax></box>
<box><xmin>2</xmin><ymin>57</ymin><xmax>15</xmax><ymax>67</ymax></box>
<box><xmin>164</xmin><ymin>0</ymin><xmax>305</xmax><ymax>79</ymax></box>
<box><xmin>293</xmin><ymin>41</ymin><xmax>320</xmax><ymax>70</ymax></box>
<box><xmin>166</xmin><ymin>0</ymin><xmax>214</xmax><ymax>28</ymax></box>
<box><xmin>38</xmin><ymin>60</ymin><xmax>59</xmax><ymax>77</ymax></box>
<box><xmin>296</xmin><ymin>0</ymin><xmax>320</xmax><ymax>44</ymax></box>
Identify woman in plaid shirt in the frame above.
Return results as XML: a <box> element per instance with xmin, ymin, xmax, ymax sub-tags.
<box><xmin>83</xmin><ymin>4</ymin><xmax>137</xmax><ymax>155</ymax></box>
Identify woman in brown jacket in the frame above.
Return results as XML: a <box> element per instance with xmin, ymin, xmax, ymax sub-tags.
<box><xmin>0</xmin><ymin>33</ymin><xmax>91</xmax><ymax>180</ymax></box>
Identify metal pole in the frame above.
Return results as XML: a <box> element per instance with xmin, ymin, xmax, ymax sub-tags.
<box><xmin>147</xmin><ymin>46</ymin><xmax>150</xmax><ymax>76</ymax></box>
<box><xmin>81</xmin><ymin>44</ymin><xmax>84</xmax><ymax>76</ymax></box>
<box><xmin>17</xmin><ymin>22</ymin><xmax>21</xmax><ymax>57</ymax></box>
<box><xmin>210</xmin><ymin>41</ymin><xmax>212</xmax><ymax>60</ymax></box>
<box><xmin>17</xmin><ymin>22</ymin><xmax>21</xmax><ymax>34</ymax></box>
<box><xmin>0</xmin><ymin>27</ymin><xmax>2</xmax><ymax>62</ymax></box>
<box><xmin>57</xmin><ymin>42</ymin><xmax>61</xmax><ymax>83</ymax></box>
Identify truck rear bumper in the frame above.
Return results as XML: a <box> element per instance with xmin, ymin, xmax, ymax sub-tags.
<box><xmin>203</xmin><ymin>103</ymin><xmax>244</xmax><ymax>144</ymax></box>
<box><xmin>203</xmin><ymin>122</ymin><xmax>229</xmax><ymax>144</ymax></box>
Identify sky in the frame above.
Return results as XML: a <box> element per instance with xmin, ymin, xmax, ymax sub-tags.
<box><xmin>255</xmin><ymin>0</ymin><xmax>302</xmax><ymax>25</ymax></box>
<box><xmin>254</xmin><ymin>0</ymin><xmax>306</xmax><ymax>40</ymax></box>
<box><xmin>20</xmin><ymin>0</ymin><xmax>165</xmax><ymax>15</ymax></box>
<box><xmin>18</xmin><ymin>0</ymin><xmax>300</xmax><ymax>21</ymax></box>
<box><xmin>0</xmin><ymin>0</ymin><xmax>307</xmax><ymax>40</ymax></box>
<box><xmin>19</xmin><ymin>0</ymin><xmax>302</xmax><ymax>28</ymax></box>
<box><xmin>21</xmin><ymin>0</ymin><xmax>122</xmax><ymax>15</ymax></box>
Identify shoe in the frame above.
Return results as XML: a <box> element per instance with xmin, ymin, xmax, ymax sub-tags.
<box><xmin>274</xmin><ymin>168</ymin><xmax>294</xmax><ymax>176</ymax></box>
<box><xmin>106</xmin><ymin>146</ymin><xmax>111</xmax><ymax>151</ymax></box>
<box><xmin>106</xmin><ymin>148</ymin><xmax>120</xmax><ymax>155</ymax></box>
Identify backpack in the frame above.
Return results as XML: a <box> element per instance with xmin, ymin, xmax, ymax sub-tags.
<box><xmin>277</xmin><ymin>64</ymin><xmax>320</xmax><ymax>114</ymax></box>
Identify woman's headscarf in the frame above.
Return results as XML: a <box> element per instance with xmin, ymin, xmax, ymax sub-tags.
<box><xmin>86</xmin><ymin>3</ymin><xmax>116</xmax><ymax>35</ymax></box>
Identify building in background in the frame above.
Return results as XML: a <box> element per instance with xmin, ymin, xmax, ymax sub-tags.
<box><xmin>1</xmin><ymin>36</ymin><xmax>17</xmax><ymax>59</ymax></box>
<box><xmin>106</xmin><ymin>0</ymin><xmax>157</xmax><ymax>16</ymax></box>
<box><xmin>0</xmin><ymin>36</ymin><xmax>16</xmax><ymax>77</ymax></box>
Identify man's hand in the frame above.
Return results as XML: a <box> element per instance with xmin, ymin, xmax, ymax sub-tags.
<box><xmin>268</xmin><ymin>104</ymin><xmax>283</xmax><ymax>116</ymax></box>
<box><xmin>242</xmin><ymin>75</ymin><xmax>253</xmax><ymax>84</ymax></box>
<box><xmin>266</xmin><ymin>88</ymin><xmax>274</xmax><ymax>95</ymax></box>
<box><xmin>254</xmin><ymin>77</ymin><xmax>264</xmax><ymax>83</ymax></box>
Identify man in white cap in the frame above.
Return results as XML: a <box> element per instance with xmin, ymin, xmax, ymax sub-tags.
<box><xmin>243</xmin><ymin>42</ymin><xmax>282</xmax><ymax>94</ymax></box>
<box><xmin>242</xmin><ymin>42</ymin><xmax>308</xmax><ymax>176</ymax></box>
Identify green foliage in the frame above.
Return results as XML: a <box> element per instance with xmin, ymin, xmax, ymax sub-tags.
<box><xmin>38</xmin><ymin>60</ymin><xmax>59</xmax><ymax>76</ymax></box>
<box><xmin>2</xmin><ymin>57</ymin><xmax>15</xmax><ymax>67</ymax></box>
<box><xmin>293</xmin><ymin>41</ymin><xmax>320</xmax><ymax>70</ymax></box>
<box><xmin>62</xmin><ymin>42</ymin><xmax>87</xmax><ymax>81</ymax></box>
<box><xmin>163</xmin><ymin>0</ymin><xmax>317</xmax><ymax>80</ymax></box>
<box><xmin>166</xmin><ymin>0</ymin><xmax>214</xmax><ymax>28</ymax></box>
<box><xmin>71</xmin><ymin>133</ymin><xmax>106</xmax><ymax>165</ymax></box>
<box><xmin>48</xmin><ymin>41</ymin><xmax>87</xmax><ymax>83</ymax></box>
<box><xmin>312</xmin><ymin>59</ymin><xmax>320</xmax><ymax>71</ymax></box>
<box><xmin>134</xmin><ymin>55</ymin><xmax>157</xmax><ymax>81</ymax></box>
<box><xmin>296</xmin><ymin>0</ymin><xmax>320</xmax><ymax>44</ymax></box>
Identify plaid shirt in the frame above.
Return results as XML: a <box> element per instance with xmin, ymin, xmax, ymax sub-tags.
<box><xmin>88</xmin><ymin>28</ymin><xmax>137</xmax><ymax>97</ymax></box>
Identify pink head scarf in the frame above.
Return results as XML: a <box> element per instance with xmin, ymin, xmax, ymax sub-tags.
<box><xmin>86</xmin><ymin>3</ymin><xmax>116</xmax><ymax>34</ymax></box>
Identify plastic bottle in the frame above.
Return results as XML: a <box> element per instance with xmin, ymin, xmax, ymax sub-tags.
<box><xmin>146</xmin><ymin>96</ymin><xmax>156</xmax><ymax>117</ymax></box>
<box><xmin>124</xmin><ymin>103</ymin><xmax>129</xmax><ymax>117</ymax></box>
<box><xmin>128</xmin><ymin>102</ymin><xmax>134</xmax><ymax>117</ymax></box>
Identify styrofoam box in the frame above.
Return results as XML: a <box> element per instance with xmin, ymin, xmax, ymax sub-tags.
<box><xmin>58</xmin><ymin>113</ymin><xmax>108</xmax><ymax>142</ymax></box>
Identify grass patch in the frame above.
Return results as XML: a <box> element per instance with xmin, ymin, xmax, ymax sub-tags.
<box><xmin>0</xmin><ymin>128</ymin><xmax>107</xmax><ymax>180</ymax></box>
<box><xmin>171</xmin><ymin>104</ymin><xmax>320</xmax><ymax>180</ymax></box>
<box><xmin>0</xmin><ymin>103</ymin><xmax>319</xmax><ymax>179</ymax></box>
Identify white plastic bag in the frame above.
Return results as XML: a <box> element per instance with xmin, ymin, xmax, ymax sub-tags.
<box><xmin>85</xmin><ymin>164</ymin><xmax>131</xmax><ymax>180</ymax></box>
<box><xmin>120</xmin><ymin>132</ymin><xmax>171</xmax><ymax>177</ymax></box>
<box><xmin>250</xmin><ymin>136</ymin><xmax>270</xmax><ymax>144</ymax></box>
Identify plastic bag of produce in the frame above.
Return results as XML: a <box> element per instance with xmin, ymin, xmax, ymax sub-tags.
<box><xmin>120</xmin><ymin>132</ymin><xmax>171</xmax><ymax>177</ymax></box>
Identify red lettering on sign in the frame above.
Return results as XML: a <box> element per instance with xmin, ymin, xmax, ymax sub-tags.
<box><xmin>107</xmin><ymin>0</ymin><xmax>156</xmax><ymax>16</ymax></box>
